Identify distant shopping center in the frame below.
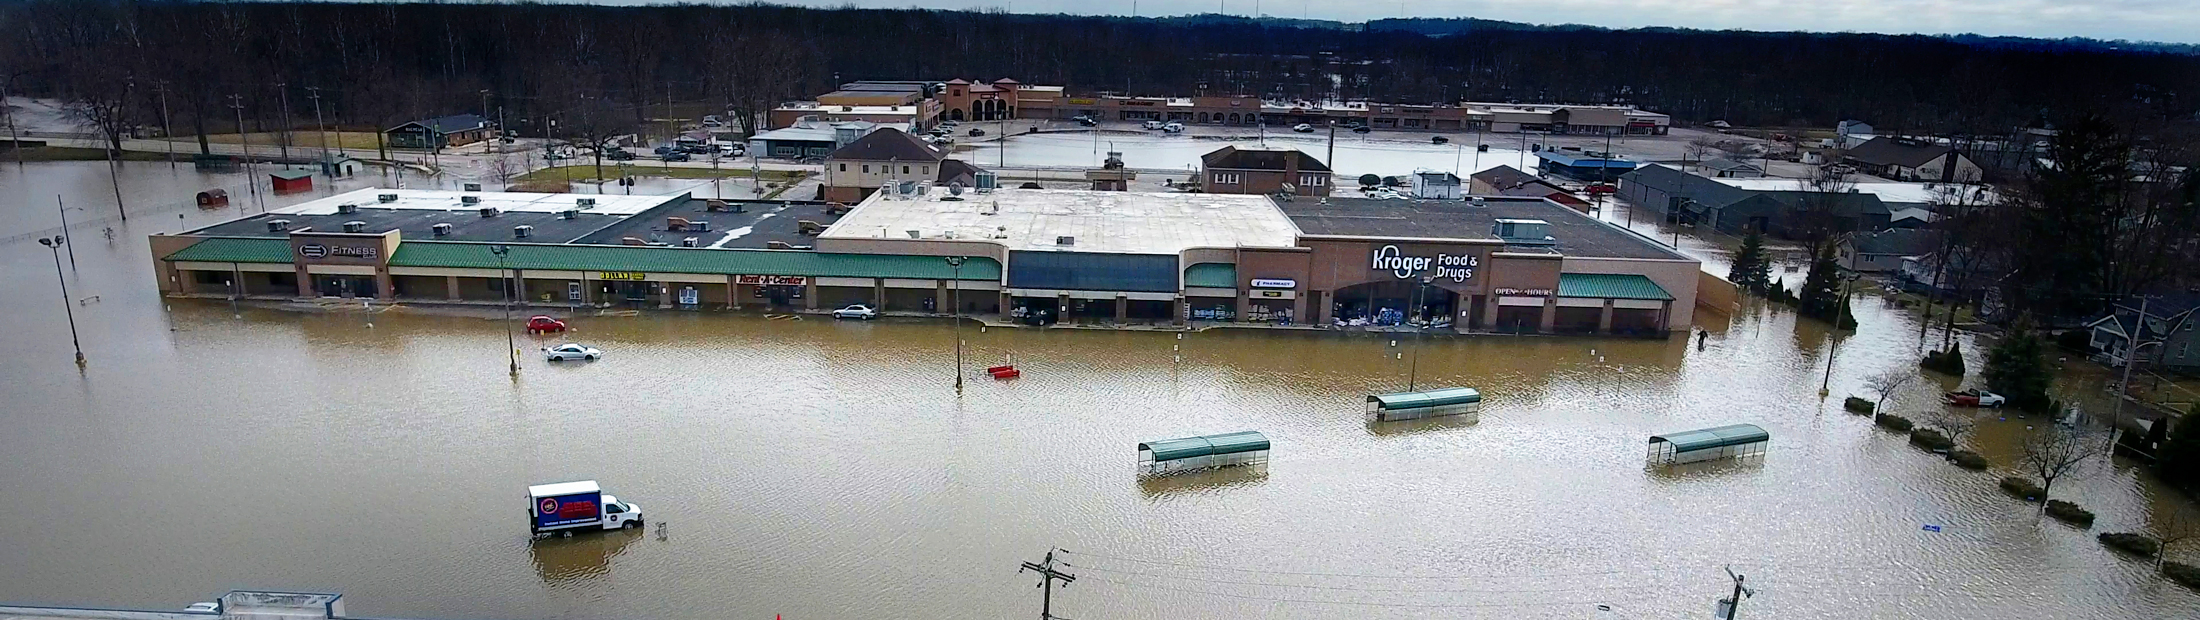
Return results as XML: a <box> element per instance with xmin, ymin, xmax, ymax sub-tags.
<box><xmin>151</xmin><ymin>185</ymin><xmax>1702</xmax><ymax>335</ymax></box>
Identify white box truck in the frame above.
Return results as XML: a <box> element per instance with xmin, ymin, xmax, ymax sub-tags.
<box><xmin>528</xmin><ymin>480</ymin><xmax>644</xmax><ymax>536</ymax></box>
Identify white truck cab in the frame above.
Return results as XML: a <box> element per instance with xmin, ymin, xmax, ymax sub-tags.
<box><xmin>529</xmin><ymin>480</ymin><xmax>644</xmax><ymax>536</ymax></box>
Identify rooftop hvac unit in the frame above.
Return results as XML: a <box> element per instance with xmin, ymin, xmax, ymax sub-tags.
<box><xmin>557</xmin><ymin>209</ymin><xmax>578</xmax><ymax>220</ymax></box>
<box><xmin>681</xmin><ymin>237</ymin><xmax>700</xmax><ymax>247</ymax></box>
<box><xmin>478</xmin><ymin>207</ymin><xmax>499</xmax><ymax>218</ymax></box>
<box><xmin>1470</xmin><ymin>196</ymin><xmax>1487</xmax><ymax>207</ymax></box>
<box><xmin>577</xmin><ymin>198</ymin><xmax>598</xmax><ymax>208</ymax></box>
<box><xmin>336</xmin><ymin>203</ymin><xmax>359</xmax><ymax>214</ymax></box>
<box><xmin>513</xmin><ymin>225</ymin><xmax>533</xmax><ymax>239</ymax></box>
<box><xmin>431</xmin><ymin>223</ymin><xmax>453</xmax><ymax>236</ymax></box>
<box><xmin>706</xmin><ymin>199</ymin><xmax>727</xmax><ymax>212</ymax></box>
<box><xmin>266</xmin><ymin>219</ymin><xmax>291</xmax><ymax>232</ymax></box>
<box><xmin>461</xmin><ymin>195</ymin><xmax>482</xmax><ymax>205</ymax></box>
<box><xmin>689</xmin><ymin>220</ymin><xmax>710</xmax><ymax>232</ymax></box>
<box><xmin>1056</xmin><ymin>235</ymin><xmax>1075</xmax><ymax>246</ymax></box>
<box><xmin>620</xmin><ymin>236</ymin><xmax>647</xmax><ymax>246</ymax></box>
<box><xmin>906</xmin><ymin>230</ymin><xmax>922</xmax><ymax>239</ymax></box>
<box><xmin>342</xmin><ymin>220</ymin><xmax>367</xmax><ymax>233</ymax></box>
<box><xmin>975</xmin><ymin>171</ymin><xmax>998</xmax><ymax>190</ymax></box>
<box><xmin>667</xmin><ymin>216</ymin><xmax>690</xmax><ymax>231</ymax></box>
<box><xmin>378</xmin><ymin>193</ymin><xmax>399</xmax><ymax>203</ymax></box>
<box><xmin>463</xmin><ymin>183</ymin><xmax>482</xmax><ymax>192</ymax></box>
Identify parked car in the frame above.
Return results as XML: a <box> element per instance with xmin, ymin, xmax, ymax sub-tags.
<box><xmin>1075</xmin><ymin>116</ymin><xmax>1097</xmax><ymax>127</ymax></box>
<box><xmin>832</xmin><ymin>304</ymin><xmax>878</xmax><ymax>320</ymax></box>
<box><xmin>1945</xmin><ymin>389</ymin><xmax>2006</xmax><ymax>407</ymax></box>
<box><xmin>653</xmin><ymin>145</ymin><xmax>676</xmax><ymax>155</ymax></box>
<box><xmin>718</xmin><ymin>143</ymin><xmax>744</xmax><ymax>156</ymax></box>
<box><xmin>1352</xmin><ymin>125</ymin><xmax>1372</xmax><ymax>134</ymax></box>
<box><xmin>1292</xmin><ymin>123</ymin><xmax>1314</xmax><ymax>133</ymax></box>
<box><xmin>604</xmin><ymin>149</ymin><xmax>635</xmax><ymax>161</ymax></box>
<box><xmin>661</xmin><ymin>151</ymin><xmax>690</xmax><ymax>162</ymax></box>
<box><xmin>1162</xmin><ymin>122</ymin><xmax>1185</xmax><ymax>133</ymax></box>
<box><xmin>1431</xmin><ymin>136</ymin><xmax>1449</xmax><ymax>144</ymax></box>
<box><xmin>543</xmin><ymin>343</ymin><xmax>602</xmax><ymax>361</ymax></box>
<box><xmin>682</xmin><ymin>143</ymin><xmax>713</xmax><ymax>154</ymax></box>
<box><xmin>1583</xmin><ymin>183</ymin><xmax>1618</xmax><ymax>194</ymax></box>
<box><xmin>526</xmin><ymin>315</ymin><xmax>567</xmax><ymax>333</ymax></box>
<box><xmin>1143</xmin><ymin>120</ymin><xmax>1164</xmax><ymax>130</ymax></box>
<box><xmin>968</xmin><ymin>127</ymin><xmax>986</xmax><ymax>137</ymax></box>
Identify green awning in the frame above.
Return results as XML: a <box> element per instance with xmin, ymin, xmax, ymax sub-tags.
<box><xmin>1183</xmin><ymin>262</ymin><xmax>1237</xmax><ymax>289</ymax></box>
<box><xmin>1650</xmin><ymin>424</ymin><xmax>1768</xmax><ymax>452</ymax></box>
<box><xmin>1367</xmin><ymin>387</ymin><xmax>1482</xmax><ymax>410</ymax></box>
<box><xmin>164</xmin><ymin>237</ymin><xmax>295</xmax><ymax>263</ymax></box>
<box><xmin>1558</xmin><ymin>273</ymin><xmax>1673</xmax><ymax>301</ymax></box>
<box><xmin>1139</xmin><ymin>431</ymin><xmax>1270</xmax><ymax>462</ymax></box>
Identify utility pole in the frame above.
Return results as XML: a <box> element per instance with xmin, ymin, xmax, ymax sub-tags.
<box><xmin>1325</xmin><ymin>119</ymin><xmax>1335</xmax><ymax>170</ymax></box>
<box><xmin>154</xmin><ymin>80</ymin><xmax>176</xmax><ymax>168</ymax></box>
<box><xmin>2</xmin><ymin>75</ymin><xmax>23</xmax><ymax>172</ymax></box>
<box><xmin>232</xmin><ymin>95</ymin><xmax>262</xmax><ymax>211</ymax></box>
<box><xmin>1820</xmin><ymin>272</ymin><xmax>1858</xmax><ymax>396</ymax></box>
<box><xmin>1017</xmin><ymin>550</ymin><xmax>1076</xmax><ymax>620</ymax></box>
<box><xmin>1717</xmin><ymin>566</ymin><xmax>1753</xmax><ymax>619</ymax></box>
<box><xmin>307</xmin><ymin>86</ymin><xmax>330</xmax><ymax>165</ymax></box>
<box><xmin>2109</xmin><ymin>295</ymin><xmax>2156</xmax><ymax>452</ymax></box>
<box><xmin>947</xmin><ymin>256</ymin><xmax>967</xmax><ymax>391</ymax></box>
<box><xmin>56</xmin><ymin>195</ymin><xmax>78</xmax><ymax>271</ymax></box>
<box><xmin>275</xmin><ymin>82</ymin><xmax>293</xmax><ymax>164</ymax></box>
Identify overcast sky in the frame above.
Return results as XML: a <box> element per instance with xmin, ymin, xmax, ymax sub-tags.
<box><xmin>570</xmin><ymin>0</ymin><xmax>2200</xmax><ymax>44</ymax></box>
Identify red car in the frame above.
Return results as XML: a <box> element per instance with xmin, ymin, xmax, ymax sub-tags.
<box><xmin>526</xmin><ymin>316</ymin><xmax>567</xmax><ymax>334</ymax></box>
<box><xmin>1583</xmin><ymin>183</ymin><xmax>1618</xmax><ymax>194</ymax></box>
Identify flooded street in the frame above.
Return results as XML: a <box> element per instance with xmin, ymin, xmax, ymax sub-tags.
<box><xmin>4</xmin><ymin>162</ymin><xmax>2199</xmax><ymax>619</ymax></box>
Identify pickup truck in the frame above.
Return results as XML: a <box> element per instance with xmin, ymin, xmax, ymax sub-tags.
<box><xmin>1945</xmin><ymin>389</ymin><xmax>2006</xmax><ymax>408</ymax></box>
<box><xmin>529</xmin><ymin>480</ymin><xmax>643</xmax><ymax>536</ymax></box>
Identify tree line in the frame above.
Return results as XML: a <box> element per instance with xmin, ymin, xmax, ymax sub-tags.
<box><xmin>4</xmin><ymin>1</ymin><xmax>2199</xmax><ymax>148</ymax></box>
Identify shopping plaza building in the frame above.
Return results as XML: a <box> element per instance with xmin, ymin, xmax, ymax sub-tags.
<box><xmin>151</xmin><ymin>186</ymin><xmax>1703</xmax><ymax>335</ymax></box>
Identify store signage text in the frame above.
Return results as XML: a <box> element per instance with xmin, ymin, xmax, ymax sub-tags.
<box><xmin>296</xmin><ymin>243</ymin><xmax>378</xmax><ymax>260</ymax></box>
<box><xmin>1493</xmin><ymin>287</ymin><xmax>1554</xmax><ymax>297</ymax></box>
<box><xmin>1249</xmin><ymin>278</ymin><xmax>1296</xmax><ymax>289</ymax></box>
<box><xmin>1370</xmin><ymin>245</ymin><xmax>1477</xmax><ymax>282</ymax></box>
<box><xmin>1257</xmin><ymin>290</ymin><xmax>1286</xmax><ymax>298</ymax></box>
<box><xmin>735</xmin><ymin>275</ymin><xmax>808</xmax><ymax>286</ymax></box>
<box><xmin>598</xmin><ymin>271</ymin><xmax>647</xmax><ymax>281</ymax></box>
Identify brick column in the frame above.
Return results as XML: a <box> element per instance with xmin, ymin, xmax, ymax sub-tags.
<box><xmin>1483</xmin><ymin>295</ymin><xmax>1502</xmax><ymax>330</ymax></box>
<box><xmin>936</xmin><ymin>280</ymin><xmax>950</xmax><ymax>315</ymax></box>
<box><xmin>804</xmin><ymin>281</ymin><xmax>819</xmax><ymax>310</ymax></box>
<box><xmin>374</xmin><ymin>268</ymin><xmax>394</xmax><ymax>300</ymax></box>
<box><xmin>1538</xmin><ymin>297</ymin><xmax>1557</xmax><ymax>333</ymax></box>
<box><xmin>1172</xmin><ymin>297</ymin><xmax>1185</xmax><ymax>326</ymax></box>
<box><xmin>1115</xmin><ymin>295</ymin><xmax>1128</xmax><ymax>322</ymax></box>
<box><xmin>658</xmin><ymin>282</ymin><xmax>673</xmax><ymax>309</ymax></box>
<box><xmin>1235</xmin><ymin>292</ymin><xmax>1250</xmax><ymax>322</ymax></box>
<box><xmin>512</xmin><ymin>270</ymin><xmax>528</xmax><ymax>306</ymax></box>
<box><xmin>727</xmin><ymin>276</ymin><xmax>740</xmax><ymax>309</ymax></box>
<box><xmin>445</xmin><ymin>276</ymin><xmax>461</xmax><ymax>300</ymax></box>
<box><xmin>1057</xmin><ymin>293</ymin><xmax>1070</xmax><ymax>324</ymax></box>
<box><xmin>874</xmin><ymin>278</ymin><xmax>887</xmax><ymax>310</ymax></box>
<box><xmin>1597</xmin><ymin>299</ymin><xmax>1615</xmax><ymax>334</ymax></box>
<box><xmin>294</xmin><ymin>266</ymin><xmax>313</xmax><ymax>298</ymax></box>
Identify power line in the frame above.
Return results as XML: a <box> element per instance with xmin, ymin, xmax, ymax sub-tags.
<box><xmin>1018</xmin><ymin>549</ymin><xmax>1076</xmax><ymax>620</ymax></box>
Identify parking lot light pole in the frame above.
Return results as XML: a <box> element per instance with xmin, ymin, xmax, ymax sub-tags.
<box><xmin>491</xmin><ymin>245</ymin><xmax>518</xmax><ymax>375</ymax></box>
<box><xmin>946</xmin><ymin>256</ymin><xmax>967</xmax><ymax>391</ymax></box>
<box><xmin>37</xmin><ymin>235</ymin><xmax>85</xmax><ymax>366</ymax></box>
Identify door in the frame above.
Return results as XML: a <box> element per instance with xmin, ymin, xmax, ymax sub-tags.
<box><xmin>601</xmin><ymin>501</ymin><xmax>628</xmax><ymax>529</ymax></box>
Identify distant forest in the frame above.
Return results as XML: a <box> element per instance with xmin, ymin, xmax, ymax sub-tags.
<box><xmin>2</xmin><ymin>1</ymin><xmax>2197</xmax><ymax>141</ymax></box>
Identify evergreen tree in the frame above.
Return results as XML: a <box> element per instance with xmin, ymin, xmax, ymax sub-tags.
<box><xmin>1728</xmin><ymin>231</ymin><xmax>1772</xmax><ymax>293</ymax></box>
<box><xmin>1983</xmin><ymin>321</ymin><xmax>2054</xmax><ymax>411</ymax></box>
<box><xmin>1797</xmin><ymin>246</ymin><xmax>1849</xmax><ymax>323</ymax></box>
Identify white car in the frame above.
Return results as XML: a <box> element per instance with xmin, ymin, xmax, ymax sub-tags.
<box><xmin>1292</xmin><ymin>123</ymin><xmax>1314</xmax><ymax>133</ymax></box>
<box><xmin>1162</xmin><ymin>122</ymin><xmax>1185</xmax><ymax>133</ymax></box>
<box><xmin>543</xmin><ymin>344</ymin><xmax>602</xmax><ymax>361</ymax></box>
<box><xmin>1143</xmin><ymin>120</ymin><xmax>1163</xmax><ymax>130</ymax></box>
<box><xmin>832</xmin><ymin>304</ymin><xmax>878</xmax><ymax>320</ymax></box>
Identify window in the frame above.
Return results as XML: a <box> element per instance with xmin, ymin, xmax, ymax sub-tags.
<box><xmin>1213</xmin><ymin>173</ymin><xmax>1241</xmax><ymax>185</ymax></box>
<box><xmin>903</xmin><ymin>165</ymin><xmax>911</xmax><ymax>174</ymax></box>
<box><xmin>923</xmin><ymin>166</ymin><xmax>931</xmax><ymax>175</ymax></box>
<box><xmin>606</xmin><ymin>503</ymin><xmax>625</xmax><ymax>514</ymax></box>
<box><xmin>838</xmin><ymin>163</ymin><xmax>847</xmax><ymax>172</ymax></box>
<box><xmin>1300</xmin><ymin>175</ymin><xmax>1326</xmax><ymax>186</ymax></box>
<box><xmin>862</xmin><ymin>165</ymin><xmax>871</xmax><ymax>173</ymax></box>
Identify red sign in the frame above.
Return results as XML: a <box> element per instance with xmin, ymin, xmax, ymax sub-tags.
<box><xmin>539</xmin><ymin>498</ymin><xmax>559</xmax><ymax>514</ymax></box>
<box><xmin>736</xmin><ymin>275</ymin><xmax>807</xmax><ymax>286</ymax></box>
<box><xmin>556</xmin><ymin>500</ymin><xmax>598</xmax><ymax>519</ymax></box>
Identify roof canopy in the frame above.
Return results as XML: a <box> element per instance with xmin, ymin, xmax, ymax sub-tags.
<box><xmin>1650</xmin><ymin>424</ymin><xmax>1768</xmax><ymax>452</ymax></box>
<box><xmin>1367</xmin><ymin>387</ymin><xmax>1482</xmax><ymax>410</ymax></box>
<box><xmin>527</xmin><ymin>480</ymin><xmax>599</xmax><ymax>498</ymax></box>
<box><xmin>1558</xmin><ymin>273</ymin><xmax>1673</xmax><ymax>301</ymax></box>
<box><xmin>1139</xmin><ymin>431</ymin><xmax>1270</xmax><ymax>462</ymax></box>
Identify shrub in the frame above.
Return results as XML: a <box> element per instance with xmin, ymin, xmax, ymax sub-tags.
<box><xmin>2166</xmin><ymin>562</ymin><xmax>2200</xmax><ymax>590</ymax></box>
<box><xmin>2054</xmin><ymin>329</ymin><xmax>2094</xmax><ymax>353</ymax></box>
<box><xmin>2097</xmin><ymin>532</ymin><xmax>2161</xmax><ymax>557</ymax></box>
<box><xmin>1358</xmin><ymin>173</ymin><xmax>1381</xmax><ymax>187</ymax></box>
<box><xmin>2045</xmin><ymin>499</ymin><xmax>2095</xmax><ymax>527</ymax></box>
<box><xmin>1910</xmin><ymin>428</ymin><xmax>1955</xmax><ymax>451</ymax></box>
<box><xmin>1921</xmin><ymin>345</ymin><xmax>1966</xmax><ymax>376</ymax></box>
<box><xmin>1874</xmin><ymin>413</ymin><xmax>1914</xmax><ymax>432</ymax></box>
<box><xmin>1844</xmin><ymin>396</ymin><xmax>1875</xmax><ymax>414</ymax></box>
<box><xmin>2000</xmin><ymin>476</ymin><xmax>2045</xmax><ymax>502</ymax></box>
<box><xmin>1947</xmin><ymin>450</ymin><xmax>1989</xmax><ymax>470</ymax></box>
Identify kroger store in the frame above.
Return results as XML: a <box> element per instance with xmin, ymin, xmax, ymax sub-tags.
<box><xmin>150</xmin><ymin>187</ymin><xmax>1705</xmax><ymax>335</ymax></box>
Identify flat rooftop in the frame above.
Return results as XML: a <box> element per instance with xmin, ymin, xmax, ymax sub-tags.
<box><xmin>822</xmin><ymin>188</ymin><xmax>1300</xmax><ymax>255</ymax></box>
<box><xmin>574</xmin><ymin>198</ymin><xmax>841</xmax><ymax>249</ymax></box>
<box><xmin>1282</xmin><ymin>196</ymin><xmax>1690</xmax><ymax>261</ymax></box>
<box><xmin>188</xmin><ymin>189</ymin><xmax>683</xmax><ymax>244</ymax></box>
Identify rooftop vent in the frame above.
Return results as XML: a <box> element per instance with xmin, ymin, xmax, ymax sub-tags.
<box><xmin>577</xmin><ymin>198</ymin><xmax>597</xmax><ymax>208</ymax></box>
<box><xmin>667</xmin><ymin>216</ymin><xmax>690</xmax><ymax>231</ymax></box>
<box><xmin>689</xmin><ymin>220</ymin><xmax>710</xmax><ymax>232</ymax></box>
<box><xmin>266</xmin><ymin>219</ymin><xmax>291</xmax><ymax>232</ymax></box>
<box><xmin>513</xmin><ymin>225</ymin><xmax>533</xmax><ymax>239</ymax></box>
<box><xmin>461</xmin><ymin>195</ymin><xmax>482</xmax><ymax>205</ymax></box>
<box><xmin>557</xmin><ymin>209</ymin><xmax>579</xmax><ymax>220</ymax></box>
<box><xmin>766</xmin><ymin>240</ymin><xmax>795</xmax><ymax>249</ymax></box>
<box><xmin>336</xmin><ymin>203</ymin><xmax>359</xmax><ymax>214</ymax></box>
<box><xmin>431</xmin><ymin>223</ymin><xmax>452</xmax><ymax>236</ymax></box>
<box><xmin>1056</xmin><ymin>235</ymin><xmax>1075</xmax><ymax>246</ymax></box>
<box><xmin>342</xmin><ymin>220</ymin><xmax>367</xmax><ymax>233</ymax></box>
<box><xmin>377</xmin><ymin>193</ymin><xmax>398</xmax><ymax>203</ymax></box>
<box><xmin>1470</xmin><ymin>196</ymin><xmax>1487</xmax><ymax>207</ymax></box>
<box><xmin>906</xmin><ymin>230</ymin><xmax>922</xmax><ymax>239</ymax></box>
<box><xmin>620</xmin><ymin>236</ymin><xmax>647</xmax><ymax>246</ymax></box>
<box><xmin>1493</xmin><ymin>218</ymin><xmax>1555</xmax><ymax>245</ymax></box>
<box><xmin>478</xmin><ymin>207</ymin><xmax>499</xmax><ymax>218</ymax></box>
<box><xmin>680</xmin><ymin>236</ymin><xmax>700</xmax><ymax>247</ymax></box>
<box><xmin>463</xmin><ymin>183</ymin><xmax>482</xmax><ymax>192</ymax></box>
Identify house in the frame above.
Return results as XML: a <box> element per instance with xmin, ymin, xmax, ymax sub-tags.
<box><xmin>1844</xmin><ymin>137</ymin><xmax>1982</xmax><ymax>183</ymax></box>
<box><xmin>1619</xmin><ymin>164</ymin><xmax>1888</xmax><ymax>237</ymax></box>
<box><xmin>1199</xmin><ymin>146</ymin><xmax>1331</xmax><ymax>196</ymax></box>
<box><xmin>1616</xmin><ymin>164</ymin><xmax>1755</xmax><ymax>226</ymax></box>
<box><xmin>1469</xmin><ymin>165</ymin><xmax>1590</xmax><ymax>212</ymax></box>
<box><xmin>1411</xmin><ymin>171</ymin><xmax>1462</xmax><ymax>200</ymax></box>
<box><xmin>750</xmin><ymin>120</ymin><xmax>877</xmax><ymax>160</ymax></box>
<box><xmin>269</xmin><ymin>169</ymin><xmax>314</xmax><ymax>193</ymax></box>
<box><xmin>1838</xmin><ymin>229</ymin><xmax>1937</xmax><ymax>272</ymax></box>
<box><xmin>319</xmin><ymin>155</ymin><xmax>361</xmax><ymax>178</ymax></box>
<box><xmin>821</xmin><ymin>128</ymin><xmax>948</xmax><ymax>203</ymax></box>
<box><xmin>1698</xmin><ymin>158</ymin><xmax>1764</xmax><ymax>178</ymax></box>
<box><xmin>2086</xmin><ymin>295</ymin><xmax>2200</xmax><ymax>370</ymax></box>
<box><xmin>383</xmin><ymin>114</ymin><xmax>492</xmax><ymax>150</ymax></box>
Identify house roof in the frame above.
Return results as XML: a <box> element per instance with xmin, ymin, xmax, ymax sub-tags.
<box><xmin>936</xmin><ymin>159</ymin><xmax>983</xmax><ymax>185</ymax></box>
<box><xmin>269</xmin><ymin>170</ymin><xmax>314</xmax><ymax>181</ymax></box>
<box><xmin>1201</xmin><ymin>146</ymin><xmax>1331</xmax><ymax>173</ymax></box>
<box><xmin>1846</xmin><ymin>137</ymin><xmax>1951</xmax><ymax>169</ymax></box>
<box><xmin>827</xmin><ymin>128</ymin><xmax>943</xmax><ymax>162</ymax></box>
<box><xmin>389</xmin><ymin>114</ymin><xmax>489</xmax><ymax>134</ymax></box>
<box><xmin>1701</xmin><ymin>158</ymin><xmax>1762</xmax><ymax>173</ymax></box>
<box><xmin>1848</xmin><ymin>229</ymin><xmax>1938</xmax><ymax>256</ymax></box>
<box><xmin>1618</xmin><ymin>164</ymin><xmax>1755</xmax><ymax>209</ymax></box>
<box><xmin>1756</xmin><ymin>190</ymin><xmax>1890</xmax><ymax>216</ymax></box>
<box><xmin>1416</xmin><ymin>171</ymin><xmax>1460</xmax><ymax>184</ymax></box>
<box><xmin>1472</xmin><ymin>165</ymin><xmax>1545</xmax><ymax>191</ymax></box>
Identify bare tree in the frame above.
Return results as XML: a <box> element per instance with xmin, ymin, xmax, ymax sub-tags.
<box><xmin>2156</xmin><ymin>510</ymin><xmax>2200</xmax><ymax>572</ymax></box>
<box><xmin>1787</xmin><ymin>167</ymin><xmax>1859</xmax><ymax>258</ymax></box>
<box><xmin>1862</xmin><ymin>368</ymin><xmax>1916</xmax><ymax>412</ymax></box>
<box><xmin>2019</xmin><ymin>423</ymin><xmax>2101</xmax><ymax>510</ymax></box>
<box><xmin>61</xmin><ymin>49</ymin><xmax>137</xmax><ymax>220</ymax></box>
<box><xmin>1922</xmin><ymin>407</ymin><xmax>1978</xmax><ymax>446</ymax></box>
<box><xmin>487</xmin><ymin>154</ymin><xmax>519</xmax><ymax>187</ymax></box>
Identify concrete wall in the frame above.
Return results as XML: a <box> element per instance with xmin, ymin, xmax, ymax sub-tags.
<box><xmin>147</xmin><ymin>235</ymin><xmax>205</xmax><ymax>294</ymax></box>
<box><xmin>1695</xmin><ymin>271</ymin><xmax>1740</xmax><ymax>317</ymax></box>
<box><xmin>1562</xmin><ymin>256</ymin><xmax>1701</xmax><ymax>330</ymax></box>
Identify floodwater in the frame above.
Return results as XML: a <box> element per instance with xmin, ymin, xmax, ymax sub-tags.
<box><xmin>4</xmin><ymin>161</ymin><xmax>2200</xmax><ymax>620</ymax></box>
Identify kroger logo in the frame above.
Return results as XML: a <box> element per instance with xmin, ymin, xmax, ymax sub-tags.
<box><xmin>1370</xmin><ymin>245</ymin><xmax>1476</xmax><ymax>282</ymax></box>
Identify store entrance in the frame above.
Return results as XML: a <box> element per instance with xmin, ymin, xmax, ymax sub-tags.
<box><xmin>610</xmin><ymin>281</ymin><xmax>653</xmax><ymax>307</ymax></box>
<box><xmin>1009</xmin><ymin>296</ymin><xmax>1059</xmax><ymax>326</ymax></box>
<box><xmin>1330</xmin><ymin>280</ymin><xmax>1455</xmax><ymax>328</ymax></box>
<box><xmin>312</xmin><ymin>275</ymin><xmax>377</xmax><ymax>298</ymax></box>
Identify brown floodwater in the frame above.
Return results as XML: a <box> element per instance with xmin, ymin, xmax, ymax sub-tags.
<box><xmin>2</xmin><ymin>162</ymin><xmax>2197</xmax><ymax>620</ymax></box>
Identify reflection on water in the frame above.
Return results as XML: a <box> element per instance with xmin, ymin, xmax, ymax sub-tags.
<box><xmin>530</xmin><ymin>527</ymin><xmax>645</xmax><ymax>584</ymax></box>
<box><xmin>1364</xmin><ymin>413</ymin><xmax>1480</xmax><ymax>437</ymax></box>
<box><xmin>1139</xmin><ymin>465</ymin><xmax>1271</xmax><ymax>498</ymax></box>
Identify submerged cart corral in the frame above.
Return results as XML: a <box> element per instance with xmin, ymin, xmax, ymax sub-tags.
<box><xmin>1137</xmin><ymin>431</ymin><xmax>1271</xmax><ymax>475</ymax></box>
<box><xmin>1366</xmin><ymin>387</ymin><xmax>1482</xmax><ymax>421</ymax></box>
<box><xmin>1647</xmin><ymin>424</ymin><xmax>1769</xmax><ymax>465</ymax></box>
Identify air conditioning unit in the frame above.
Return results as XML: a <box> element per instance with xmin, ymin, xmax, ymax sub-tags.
<box><xmin>342</xmin><ymin>220</ymin><xmax>367</xmax><ymax>233</ymax></box>
<box><xmin>513</xmin><ymin>225</ymin><xmax>534</xmax><ymax>239</ymax></box>
<box><xmin>336</xmin><ymin>203</ymin><xmax>359</xmax><ymax>214</ymax></box>
<box><xmin>1056</xmin><ymin>235</ymin><xmax>1074</xmax><ymax>246</ymax></box>
<box><xmin>680</xmin><ymin>236</ymin><xmax>699</xmax><ymax>247</ymax></box>
<box><xmin>431</xmin><ymin>223</ymin><xmax>453</xmax><ymax>236</ymax></box>
<box><xmin>463</xmin><ymin>183</ymin><xmax>482</xmax><ymax>192</ymax></box>
<box><xmin>577</xmin><ymin>198</ymin><xmax>597</xmax><ymax>208</ymax></box>
<box><xmin>689</xmin><ymin>220</ymin><xmax>710</xmax><ymax>232</ymax></box>
<box><xmin>461</xmin><ymin>195</ymin><xmax>482</xmax><ymax>205</ymax></box>
<box><xmin>906</xmin><ymin>230</ymin><xmax>922</xmax><ymax>239</ymax></box>
<box><xmin>377</xmin><ymin>193</ymin><xmax>398</xmax><ymax>203</ymax></box>
<box><xmin>266</xmin><ymin>219</ymin><xmax>291</xmax><ymax>232</ymax></box>
<box><xmin>557</xmin><ymin>209</ymin><xmax>579</xmax><ymax>220</ymax></box>
<box><xmin>478</xmin><ymin>207</ymin><xmax>499</xmax><ymax>218</ymax></box>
